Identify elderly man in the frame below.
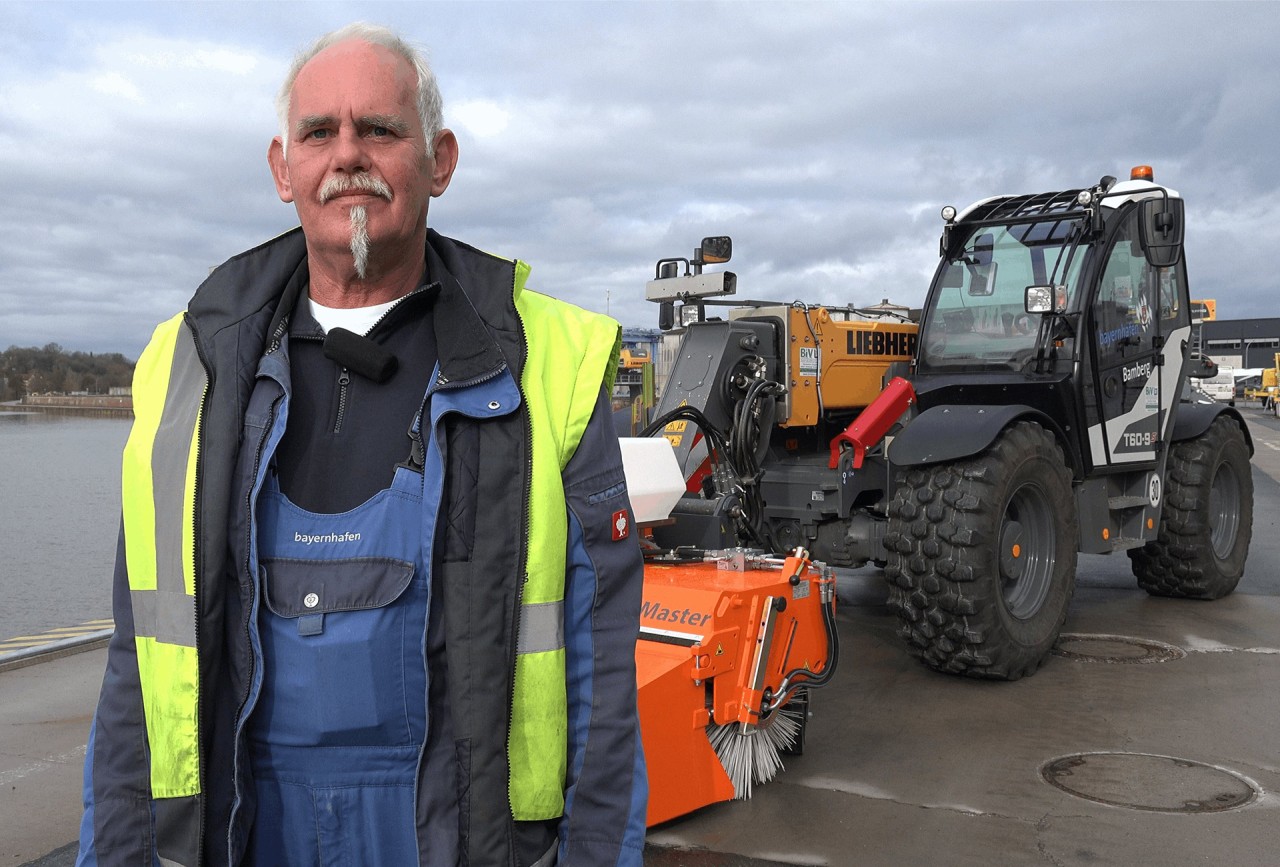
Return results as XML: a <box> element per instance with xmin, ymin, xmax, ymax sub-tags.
<box><xmin>76</xmin><ymin>22</ymin><xmax>647</xmax><ymax>867</ymax></box>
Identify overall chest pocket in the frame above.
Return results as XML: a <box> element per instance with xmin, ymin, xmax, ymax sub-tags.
<box><xmin>253</xmin><ymin>557</ymin><xmax>428</xmax><ymax>748</ymax></box>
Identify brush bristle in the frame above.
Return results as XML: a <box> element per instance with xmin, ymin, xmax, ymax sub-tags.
<box><xmin>707</xmin><ymin>704</ymin><xmax>803</xmax><ymax>799</ymax></box>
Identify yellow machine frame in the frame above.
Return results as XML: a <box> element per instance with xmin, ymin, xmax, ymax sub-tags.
<box><xmin>729</xmin><ymin>305</ymin><xmax>917</xmax><ymax>427</ymax></box>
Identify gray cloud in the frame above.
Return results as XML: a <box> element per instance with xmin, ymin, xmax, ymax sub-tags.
<box><xmin>2</xmin><ymin>1</ymin><xmax>1278</xmax><ymax>357</ymax></box>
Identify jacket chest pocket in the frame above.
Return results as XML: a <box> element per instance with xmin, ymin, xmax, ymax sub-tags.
<box><xmin>254</xmin><ymin>557</ymin><xmax>428</xmax><ymax>747</ymax></box>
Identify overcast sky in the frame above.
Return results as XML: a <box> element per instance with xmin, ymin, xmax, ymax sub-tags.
<box><xmin>2</xmin><ymin>1</ymin><xmax>1277</xmax><ymax>358</ymax></box>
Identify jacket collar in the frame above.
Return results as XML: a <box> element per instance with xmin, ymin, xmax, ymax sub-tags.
<box><xmin>425</xmin><ymin>235</ymin><xmax>515</xmax><ymax>388</ymax></box>
<box><xmin>187</xmin><ymin>227</ymin><xmax>525</xmax><ymax>387</ymax></box>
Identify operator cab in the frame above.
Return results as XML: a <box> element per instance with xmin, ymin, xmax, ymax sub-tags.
<box><xmin>913</xmin><ymin>166</ymin><xmax>1192</xmax><ymax>475</ymax></box>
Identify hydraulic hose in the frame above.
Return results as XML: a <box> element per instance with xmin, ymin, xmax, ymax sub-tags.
<box><xmin>641</xmin><ymin>402</ymin><xmax>774</xmax><ymax>548</ymax></box>
<box><xmin>760</xmin><ymin>566</ymin><xmax>839</xmax><ymax>720</ymax></box>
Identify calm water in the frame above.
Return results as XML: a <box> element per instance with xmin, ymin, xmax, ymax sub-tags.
<box><xmin>0</xmin><ymin>412</ymin><xmax>131</xmax><ymax>640</ymax></box>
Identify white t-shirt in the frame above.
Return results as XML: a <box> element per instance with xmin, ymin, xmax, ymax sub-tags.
<box><xmin>308</xmin><ymin>296</ymin><xmax>401</xmax><ymax>336</ymax></box>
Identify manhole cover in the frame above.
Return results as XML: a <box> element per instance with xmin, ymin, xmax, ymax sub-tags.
<box><xmin>1041</xmin><ymin>752</ymin><xmax>1259</xmax><ymax>813</ymax></box>
<box><xmin>1052</xmin><ymin>633</ymin><xmax>1186</xmax><ymax>664</ymax></box>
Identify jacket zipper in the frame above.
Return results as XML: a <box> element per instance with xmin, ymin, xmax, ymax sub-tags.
<box><xmin>264</xmin><ymin>315</ymin><xmax>289</xmax><ymax>356</ymax></box>
<box><xmin>334</xmin><ymin>368</ymin><xmax>351</xmax><ymax>433</ymax></box>
<box><xmin>183</xmin><ymin>314</ymin><xmax>214</xmax><ymax>866</ymax></box>
<box><xmin>506</xmin><ymin>303</ymin><xmax>533</xmax><ymax>850</ymax></box>
<box><xmin>226</xmin><ymin>326</ymin><xmax>287</xmax><ymax>860</ymax></box>
<box><xmin>364</xmin><ymin>283</ymin><xmax>434</xmax><ymax>338</ymax></box>
<box><xmin>408</xmin><ymin>360</ymin><xmax>510</xmax><ymax>866</ymax></box>
<box><xmin>431</xmin><ymin>363</ymin><xmax>507</xmax><ymax>393</ymax></box>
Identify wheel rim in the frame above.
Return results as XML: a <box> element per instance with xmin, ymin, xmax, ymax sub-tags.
<box><xmin>999</xmin><ymin>481</ymin><xmax>1056</xmax><ymax>619</ymax></box>
<box><xmin>1207</xmin><ymin>458</ymin><xmax>1242</xmax><ymax>559</ymax></box>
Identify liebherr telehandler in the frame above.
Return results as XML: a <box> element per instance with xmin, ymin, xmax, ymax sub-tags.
<box><xmin>640</xmin><ymin>165</ymin><xmax>1254</xmax><ymax>681</ymax></box>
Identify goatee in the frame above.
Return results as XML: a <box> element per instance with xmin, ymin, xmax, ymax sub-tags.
<box><xmin>349</xmin><ymin>205</ymin><xmax>370</xmax><ymax>279</ymax></box>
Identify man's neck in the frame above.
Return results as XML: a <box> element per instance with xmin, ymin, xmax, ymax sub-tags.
<box><xmin>306</xmin><ymin>245</ymin><xmax>427</xmax><ymax>308</ymax></box>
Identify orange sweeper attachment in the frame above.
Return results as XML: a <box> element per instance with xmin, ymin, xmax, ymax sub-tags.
<box><xmin>622</xmin><ymin>440</ymin><xmax>844</xmax><ymax>824</ymax></box>
<box><xmin>634</xmin><ymin>547</ymin><xmax>838</xmax><ymax>825</ymax></box>
<box><xmin>620</xmin><ymin>437</ymin><xmax>841</xmax><ymax>826</ymax></box>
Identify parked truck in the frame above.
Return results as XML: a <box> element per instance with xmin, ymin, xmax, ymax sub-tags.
<box><xmin>1199</xmin><ymin>363</ymin><xmax>1237</xmax><ymax>403</ymax></box>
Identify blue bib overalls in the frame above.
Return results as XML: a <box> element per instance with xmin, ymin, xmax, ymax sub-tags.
<box><xmin>245</xmin><ymin>370</ymin><xmax>446</xmax><ymax>865</ymax></box>
<box><xmin>236</xmin><ymin>342</ymin><xmax>523</xmax><ymax>865</ymax></box>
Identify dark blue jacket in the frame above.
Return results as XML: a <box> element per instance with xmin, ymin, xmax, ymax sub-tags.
<box><xmin>76</xmin><ymin>229</ymin><xmax>648</xmax><ymax>866</ymax></box>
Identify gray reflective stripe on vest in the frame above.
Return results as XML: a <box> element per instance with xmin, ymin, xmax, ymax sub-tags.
<box><xmin>517</xmin><ymin>600</ymin><xmax>564</xmax><ymax>654</ymax></box>
<box><xmin>129</xmin><ymin>588</ymin><xmax>201</xmax><ymax>647</ymax></box>
<box><xmin>131</xmin><ymin>327</ymin><xmax>204</xmax><ymax>649</ymax></box>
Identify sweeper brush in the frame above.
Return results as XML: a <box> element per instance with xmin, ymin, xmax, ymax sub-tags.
<box><xmin>706</xmin><ymin>700</ymin><xmax>803</xmax><ymax>799</ymax></box>
<box><xmin>635</xmin><ymin>547</ymin><xmax>838</xmax><ymax>825</ymax></box>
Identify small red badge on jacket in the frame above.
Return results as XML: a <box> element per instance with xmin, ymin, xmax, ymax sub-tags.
<box><xmin>611</xmin><ymin>509</ymin><xmax>630</xmax><ymax>541</ymax></box>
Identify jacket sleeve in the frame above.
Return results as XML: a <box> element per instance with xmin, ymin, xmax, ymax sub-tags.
<box><xmin>557</xmin><ymin>388</ymin><xmax>648</xmax><ymax>866</ymax></box>
<box><xmin>76</xmin><ymin>522</ymin><xmax>155</xmax><ymax>865</ymax></box>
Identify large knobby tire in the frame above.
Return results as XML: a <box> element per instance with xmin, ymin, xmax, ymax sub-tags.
<box><xmin>884</xmin><ymin>421</ymin><xmax>1077</xmax><ymax>680</ymax></box>
<box><xmin>1129</xmin><ymin>416</ymin><xmax>1253</xmax><ymax>598</ymax></box>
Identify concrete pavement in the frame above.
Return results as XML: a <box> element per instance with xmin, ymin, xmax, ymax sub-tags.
<box><xmin>1</xmin><ymin>650</ymin><xmax>96</xmax><ymax>865</ymax></box>
<box><xmin>647</xmin><ymin>586</ymin><xmax>1280</xmax><ymax>866</ymax></box>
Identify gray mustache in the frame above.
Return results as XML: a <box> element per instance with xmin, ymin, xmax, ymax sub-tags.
<box><xmin>319</xmin><ymin>174</ymin><xmax>393</xmax><ymax>203</ymax></box>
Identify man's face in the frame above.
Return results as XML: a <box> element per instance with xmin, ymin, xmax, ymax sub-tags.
<box><xmin>267</xmin><ymin>40</ymin><xmax>456</xmax><ymax>273</ymax></box>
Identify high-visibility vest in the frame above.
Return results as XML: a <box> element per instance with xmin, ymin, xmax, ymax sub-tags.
<box><xmin>510</xmin><ymin>262</ymin><xmax>621</xmax><ymax>818</ymax></box>
<box><xmin>120</xmin><ymin>312</ymin><xmax>207</xmax><ymax>858</ymax></box>
<box><xmin>121</xmin><ymin>266</ymin><xmax>620</xmax><ymax>843</ymax></box>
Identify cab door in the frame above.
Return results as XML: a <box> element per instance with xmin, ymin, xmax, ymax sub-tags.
<box><xmin>1086</xmin><ymin>207</ymin><xmax>1183</xmax><ymax>468</ymax></box>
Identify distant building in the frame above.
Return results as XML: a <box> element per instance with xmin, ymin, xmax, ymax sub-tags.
<box><xmin>621</xmin><ymin>327</ymin><xmax>664</xmax><ymax>391</ymax></box>
<box><xmin>1200</xmin><ymin>318</ymin><xmax>1280</xmax><ymax>369</ymax></box>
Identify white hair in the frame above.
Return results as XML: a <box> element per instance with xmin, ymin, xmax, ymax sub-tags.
<box><xmin>349</xmin><ymin>205</ymin><xmax>370</xmax><ymax>279</ymax></box>
<box><xmin>276</xmin><ymin>22</ymin><xmax>443</xmax><ymax>157</ymax></box>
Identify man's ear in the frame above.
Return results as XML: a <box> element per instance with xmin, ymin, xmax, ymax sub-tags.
<box><xmin>268</xmin><ymin>137</ymin><xmax>294</xmax><ymax>203</ymax></box>
<box><xmin>429</xmin><ymin>129</ymin><xmax>459</xmax><ymax>198</ymax></box>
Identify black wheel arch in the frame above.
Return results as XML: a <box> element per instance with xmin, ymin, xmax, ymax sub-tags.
<box><xmin>889</xmin><ymin>404</ymin><xmax>1080</xmax><ymax>475</ymax></box>
<box><xmin>1172</xmin><ymin>401</ymin><xmax>1254</xmax><ymax>455</ymax></box>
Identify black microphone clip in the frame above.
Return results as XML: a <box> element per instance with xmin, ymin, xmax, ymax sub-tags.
<box><xmin>323</xmin><ymin>328</ymin><xmax>399</xmax><ymax>383</ymax></box>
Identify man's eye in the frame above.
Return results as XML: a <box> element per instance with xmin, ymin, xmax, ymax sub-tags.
<box><xmin>370</xmin><ymin>126</ymin><xmax>389</xmax><ymax>137</ymax></box>
<box><xmin>307</xmin><ymin>129</ymin><xmax>330</xmax><ymax>140</ymax></box>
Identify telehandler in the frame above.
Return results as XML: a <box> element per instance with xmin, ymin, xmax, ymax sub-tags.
<box><xmin>639</xmin><ymin>166</ymin><xmax>1253</xmax><ymax>682</ymax></box>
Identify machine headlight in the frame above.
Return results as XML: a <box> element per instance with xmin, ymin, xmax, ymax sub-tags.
<box><xmin>1025</xmin><ymin>285</ymin><xmax>1054</xmax><ymax>314</ymax></box>
<box><xmin>679</xmin><ymin>303</ymin><xmax>703</xmax><ymax>327</ymax></box>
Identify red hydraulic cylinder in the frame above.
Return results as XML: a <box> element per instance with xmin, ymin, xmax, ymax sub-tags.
<box><xmin>827</xmin><ymin>376</ymin><xmax>917</xmax><ymax>469</ymax></box>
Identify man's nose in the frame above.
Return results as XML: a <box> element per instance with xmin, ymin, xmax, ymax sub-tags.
<box><xmin>330</xmin><ymin>127</ymin><xmax>371</xmax><ymax>172</ymax></box>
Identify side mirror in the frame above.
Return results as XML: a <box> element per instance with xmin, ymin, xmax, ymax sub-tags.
<box><xmin>967</xmin><ymin>261</ymin><xmax>997</xmax><ymax>296</ymax></box>
<box><xmin>699</xmin><ymin>236</ymin><xmax>732</xmax><ymax>265</ymax></box>
<box><xmin>1026</xmin><ymin>284</ymin><xmax>1067</xmax><ymax>315</ymax></box>
<box><xmin>1187</xmin><ymin>355</ymin><xmax>1218</xmax><ymax>379</ymax></box>
<box><xmin>1139</xmin><ymin>197</ymin><xmax>1184</xmax><ymax>269</ymax></box>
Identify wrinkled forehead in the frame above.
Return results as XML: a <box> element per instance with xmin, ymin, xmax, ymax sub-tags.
<box><xmin>288</xmin><ymin>39</ymin><xmax>419</xmax><ymax>125</ymax></box>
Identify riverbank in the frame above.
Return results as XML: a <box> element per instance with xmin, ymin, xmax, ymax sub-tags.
<box><xmin>2</xmin><ymin>396</ymin><xmax>131</xmax><ymax>419</ymax></box>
